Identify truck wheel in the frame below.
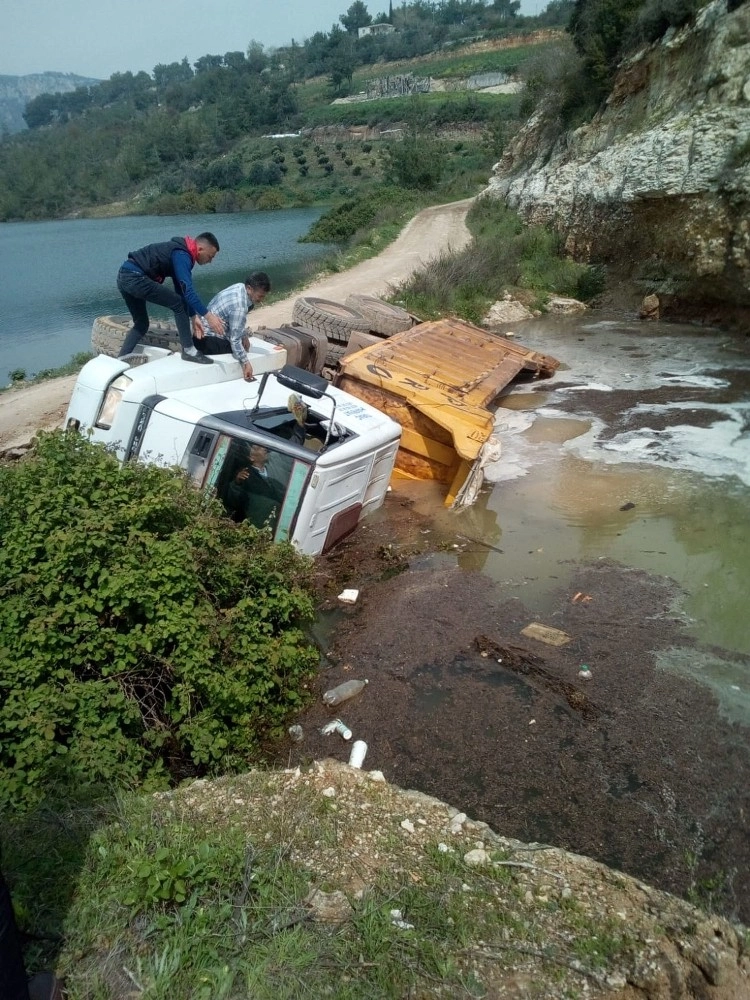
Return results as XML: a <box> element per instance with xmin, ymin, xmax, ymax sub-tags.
<box><xmin>291</xmin><ymin>297</ymin><xmax>368</xmax><ymax>346</ymax></box>
<box><xmin>344</xmin><ymin>294</ymin><xmax>413</xmax><ymax>337</ymax></box>
<box><xmin>91</xmin><ymin>316</ymin><xmax>181</xmax><ymax>357</ymax></box>
<box><xmin>325</xmin><ymin>342</ymin><xmax>347</xmax><ymax>368</ymax></box>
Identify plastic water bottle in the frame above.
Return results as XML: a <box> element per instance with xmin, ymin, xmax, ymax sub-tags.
<box><xmin>322</xmin><ymin>678</ymin><xmax>368</xmax><ymax>707</ymax></box>
<box><xmin>348</xmin><ymin>740</ymin><xmax>368</xmax><ymax>769</ymax></box>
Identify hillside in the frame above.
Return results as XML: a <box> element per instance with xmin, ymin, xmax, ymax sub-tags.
<box><xmin>0</xmin><ymin>72</ymin><xmax>99</xmax><ymax>135</ymax></box>
<box><xmin>487</xmin><ymin>0</ymin><xmax>750</xmax><ymax>324</ymax></box>
<box><xmin>0</xmin><ymin>15</ymin><xmax>563</xmax><ymax>221</ymax></box>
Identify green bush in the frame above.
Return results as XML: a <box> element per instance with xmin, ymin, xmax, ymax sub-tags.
<box><xmin>382</xmin><ymin>136</ymin><xmax>444</xmax><ymax>190</ymax></box>
<box><xmin>0</xmin><ymin>431</ymin><xmax>319</xmax><ymax>811</ymax></box>
<box><xmin>396</xmin><ymin>195</ymin><xmax>596</xmax><ymax>318</ymax></box>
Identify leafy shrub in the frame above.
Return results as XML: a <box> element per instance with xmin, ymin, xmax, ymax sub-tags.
<box><xmin>628</xmin><ymin>0</ymin><xmax>704</xmax><ymax>46</ymax></box>
<box><xmin>382</xmin><ymin>136</ymin><xmax>444</xmax><ymax>190</ymax></box>
<box><xmin>0</xmin><ymin>432</ymin><xmax>318</xmax><ymax>811</ymax></box>
<box><xmin>248</xmin><ymin>161</ymin><xmax>283</xmax><ymax>186</ymax></box>
<box><xmin>302</xmin><ymin>195</ymin><xmax>378</xmax><ymax>243</ymax></box>
<box><xmin>396</xmin><ymin>195</ymin><xmax>592</xmax><ymax>318</ymax></box>
<box><xmin>361</xmin><ymin>142</ymin><xmax>373</xmax><ymax>153</ymax></box>
<box><xmin>577</xmin><ymin>263</ymin><xmax>607</xmax><ymax>300</ymax></box>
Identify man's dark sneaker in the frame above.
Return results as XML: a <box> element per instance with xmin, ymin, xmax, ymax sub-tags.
<box><xmin>181</xmin><ymin>351</ymin><xmax>213</xmax><ymax>365</ymax></box>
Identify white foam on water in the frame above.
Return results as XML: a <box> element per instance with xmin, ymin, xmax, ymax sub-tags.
<box><xmin>562</xmin><ymin>401</ymin><xmax>750</xmax><ymax>486</ymax></box>
<box><xmin>483</xmin><ymin>409</ymin><xmax>537</xmax><ymax>483</ymax></box>
<box><xmin>554</xmin><ymin>382</ymin><xmax>614</xmax><ymax>393</ymax></box>
<box><xmin>658</xmin><ymin>374</ymin><xmax>730</xmax><ymax>390</ymax></box>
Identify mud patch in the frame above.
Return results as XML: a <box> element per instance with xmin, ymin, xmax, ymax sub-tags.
<box><xmin>283</xmin><ymin>523</ymin><xmax>750</xmax><ymax>925</ymax></box>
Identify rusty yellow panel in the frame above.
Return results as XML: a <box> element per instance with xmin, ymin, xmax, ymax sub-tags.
<box><xmin>337</xmin><ymin>318</ymin><xmax>559</xmax><ymax>502</ymax></box>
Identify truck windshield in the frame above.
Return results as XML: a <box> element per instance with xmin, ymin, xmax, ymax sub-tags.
<box><xmin>203</xmin><ymin>434</ymin><xmax>311</xmax><ymax>541</ymax></box>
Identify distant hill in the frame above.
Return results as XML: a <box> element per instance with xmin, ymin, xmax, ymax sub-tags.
<box><xmin>0</xmin><ymin>72</ymin><xmax>100</xmax><ymax>135</ymax></box>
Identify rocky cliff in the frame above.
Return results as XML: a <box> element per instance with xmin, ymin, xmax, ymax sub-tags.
<box><xmin>487</xmin><ymin>0</ymin><xmax>750</xmax><ymax>325</ymax></box>
<box><xmin>0</xmin><ymin>72</ymin><xmax>99</xmax><ymax>135</ymax></box>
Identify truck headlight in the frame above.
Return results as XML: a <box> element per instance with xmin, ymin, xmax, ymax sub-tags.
<box><xmin>95</xmin><ymin>374</ymin><xmax>132</xmax><ymax>429</ymax></box>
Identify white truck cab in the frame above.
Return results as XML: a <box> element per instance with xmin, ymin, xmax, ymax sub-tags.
<box><xmin>65</xmin><ymin>342</ymin><xmax>401</xmax><ymax>555</ymax></box>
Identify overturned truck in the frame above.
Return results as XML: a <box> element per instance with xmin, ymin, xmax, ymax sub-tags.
<box><xmin>85</xmin><ymin>296</ymin><xmax>559</xmax><ymax>521</ymax></box>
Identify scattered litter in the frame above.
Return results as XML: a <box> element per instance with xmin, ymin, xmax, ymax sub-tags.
<box><xmin>572</xmin><ymin>592</ymin><xmax>593</xmax><ymax>604</ymax></box>
<box><xmin>529</xmin><ymin>719</ymin><xmax>536</xmax><ymax>725</ymax></box>
<box><xmin>288</xmin><ymin>724</ymin><xmax>304</xmax><ymax>742</ymax></box>
<box><xmin>338</xmin><ymin>588</ymin><xmax>359</xmax><ymax>604</ymax></box>
<box><xmin>348</xmin><ymin>740</ymin><xmax>368</xmax><ymax>769</ymax></box>
<box><xmin>578</xmin><ymin>666</ymin><xmax>593</xmax><ymax>680</ymax></box>
<box><xmin>390</xmin><ymin>909</ymin><xmax>415</xmax><ymax>930</ymax></box>
<box><xmin>323</xmin><ymin>678</ymin><xmax>368</xmax><ymax>706</ymax></box>
<box><xmin>321</xmin><ymin>719</ymin><xmax>352</xmax><ymax>741</ymax></box>
<box><xmin>520</xmin><ymin>622</ymin><xmax>572</xmax><ymax>646</ymax></box>
<box><xmin>619</xmin><ymin>502</ymin><xmax>636</xmax><ymax>511</ymax></box>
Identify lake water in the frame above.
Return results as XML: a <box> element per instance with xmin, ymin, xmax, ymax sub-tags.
<box><xmin>0</xmin><ymin>209</ymin><xmax>333</xmax><ymax>381</ymax></box>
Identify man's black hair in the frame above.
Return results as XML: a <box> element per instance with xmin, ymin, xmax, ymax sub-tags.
<box><xmin>245</xmin><ymin>271</ymin><xmax>271</xmax><ymax>292</ymax></box>
<box><xmin>196</xmin><ymin>232</ymin><xmax>220</xmax><ymax>251</ymax></box>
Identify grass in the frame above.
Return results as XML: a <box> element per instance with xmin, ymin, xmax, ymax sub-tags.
<box><xmin>2</xmin><ymin>351</ymin><xmax>94</xmax><ymax>391</ymax></box>
<box><xmin>352</xmin><ymin>41</ymin><xmax>558</xmax><ymax>84</ymax></box>
<box><xmin>301</xmin><ymin>91</ymin><xmax>518</xmax><ymax>129</ymax></box>
<box><xmin>1</xmin><ymin>766</ymin><xmax>643</xmax><ymax>999</ymax></box>
<box><xmin>394</xmin><ymin>194</ymin><xmax>605</xmax><ymax>322</ymax></box>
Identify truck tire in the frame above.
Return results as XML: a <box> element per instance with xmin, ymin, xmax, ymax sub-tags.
<box><xmin>344</xmin><ymin>294</ymin><xmax>413</xmax><ymax>337</ymax></box>
<box><xmin>91</xmin><ymin>315</ymin><xmax>181</xmax><ymax>357</ymax></box>
<box><xmin>291</xmin><ymin>297</ymin><xmax>368</xmax><ymax>346</ymax></box>
<box><xmin>325</xmin><ymin>342</ymin><xmax>347</xmax><ymax>368</ymax></box>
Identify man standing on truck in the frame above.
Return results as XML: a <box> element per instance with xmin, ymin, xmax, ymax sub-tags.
<box><xmin>117</xmin><ymin>233</ymin><xmax>225</xmax><ymax>364</ymax></box>
<box><xmin>192</xmin><ymin>272</ymin><xmax>271</xmax><ymax>381</ymax></box>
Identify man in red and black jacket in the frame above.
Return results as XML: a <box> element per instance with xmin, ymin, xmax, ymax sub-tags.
<box><xmin>116</xmin><ymin>232</ymin><xmax>225</xmax><ymax>364</ymax></box>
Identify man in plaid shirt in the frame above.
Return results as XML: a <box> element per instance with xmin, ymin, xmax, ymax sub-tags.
<box><xmin>193</xmin><ymin>271</ymin><xmax>271</xmax><ymax>381</ymax></box>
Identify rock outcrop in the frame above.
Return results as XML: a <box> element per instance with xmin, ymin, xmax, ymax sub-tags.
<box><xmin>487</xmin><ymin>0</ymin><xmax>750</xmax><ymax>325</ymax></box>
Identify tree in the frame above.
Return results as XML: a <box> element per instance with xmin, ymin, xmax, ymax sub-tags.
<box><xmin>153</xmin><ymin>58</ymin><xmax>194</xmax><ymax>89</ymax></box>
<box><xmin>382</xmin><ymin>134</ymin><xmax>443</xmax><ymax>189</ymax></box>
<box><xmin>223</xmin><ymin>50</ymin><xmax>247</xmax><ymax>70</ymax></box>
<box><xmin>340</xmin><ymin>0</ymin><xmax>373</xmax><ymax>33</ymax></box>
<box><xmin>194</xmin><ymin>54</ymin><xmax>223</xmax><ymax>74</ymax></box>
<box><xmin>246</xmin><ymin>39</ymin><xmax>268</xmax><ymax>74</ymax></box>
<box><xmin>493</xmin><ymin>0</ymin><xmax>521</xmax><ymax>17</ymax></box>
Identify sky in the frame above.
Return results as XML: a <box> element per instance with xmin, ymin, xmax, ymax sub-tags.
<box><xmin>1</xmin><ymin>0</ymin><xmax>548</xmax><ymax>81</ymax></box>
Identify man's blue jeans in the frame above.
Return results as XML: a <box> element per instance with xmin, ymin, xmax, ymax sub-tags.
<box><xmin>117</xmin><ymin>268</ymin><xmax>193</xmax><ymax>355</ymax></box>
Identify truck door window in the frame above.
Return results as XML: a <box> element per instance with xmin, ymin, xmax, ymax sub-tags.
<box><xmin>202</xmin><ymin>434</ymin><xmax>310</xmax><ymax>541</ymax></box>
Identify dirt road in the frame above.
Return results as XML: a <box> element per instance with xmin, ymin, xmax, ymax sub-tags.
<box><xmin>0</xmin><ymin>199</ymin><xmax>472</xmax><ymax>454</ymax></box>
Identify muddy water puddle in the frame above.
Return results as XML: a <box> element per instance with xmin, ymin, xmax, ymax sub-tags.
<box><xmin>397</xmin><ymin>315</ymin><xmax>750</xmax><ymax>718</ymax></box>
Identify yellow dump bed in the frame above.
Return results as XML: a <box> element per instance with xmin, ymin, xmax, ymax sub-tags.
<box><xmin>336</xmin><ymin>318</ymin><xmax>559</xmax><ymax>505</ymax></box>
